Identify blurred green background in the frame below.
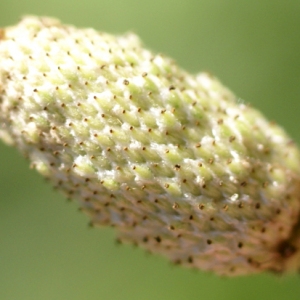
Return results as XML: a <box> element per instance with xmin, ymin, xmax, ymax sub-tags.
<box><xmin>1</xmin><ymin>1</ymin><xmax>300</xmax><ymax>299</ymax></box>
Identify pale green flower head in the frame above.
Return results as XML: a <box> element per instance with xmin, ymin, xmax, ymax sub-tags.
<box><xmin>1</xmin><ymin>16</ymin><xmax>300</xmax><ymax>276</ymax></box>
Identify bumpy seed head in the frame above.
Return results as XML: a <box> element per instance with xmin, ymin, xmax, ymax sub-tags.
<box><xmin>1</xmin><ymin>16</ymin><xmax>300</xmax><ymax>276</ymax></box>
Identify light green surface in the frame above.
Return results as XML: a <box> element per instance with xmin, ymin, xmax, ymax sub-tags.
<box><xmin>0</xmin><ymin>1</ymin><xmax>300</xmax><ymax>299</ymax></box>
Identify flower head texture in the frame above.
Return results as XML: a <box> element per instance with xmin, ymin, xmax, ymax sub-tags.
<box><xmin>1</xmin><ymin>16</ymin><xmax>300</xmax><ymax>276</ymax></box>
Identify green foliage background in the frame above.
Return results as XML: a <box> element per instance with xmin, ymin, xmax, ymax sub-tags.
<box><xmin>1</xmin><ymin>1</ymin><xmax>300</xmax><ymax>299</ymax></box>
